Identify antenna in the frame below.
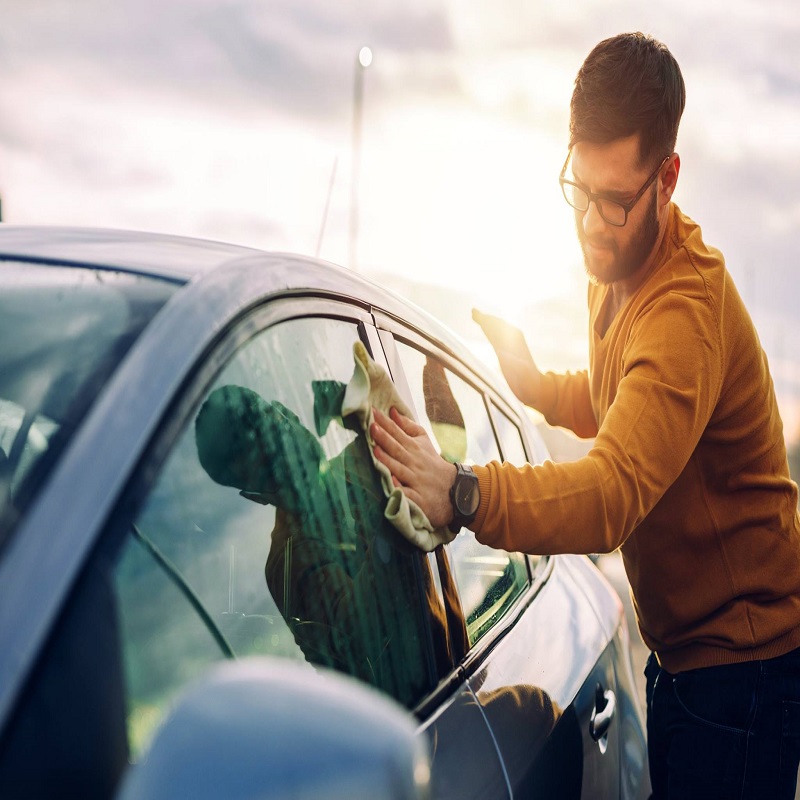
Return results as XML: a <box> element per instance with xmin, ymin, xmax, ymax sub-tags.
<box><xmin>315</xmin><ymin>156</ymin><xmax>338</xmax><ymax>258</ymax></box>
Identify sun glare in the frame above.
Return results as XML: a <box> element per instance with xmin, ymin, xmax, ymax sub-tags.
<box><xmin>357</xmin><ymin>103</ymin><xmax>583</xmax><ymax>325</ymax></box>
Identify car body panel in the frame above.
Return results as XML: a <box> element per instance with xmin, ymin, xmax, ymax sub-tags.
<box><xmin>0</xmin><ymin>225</ymin><xmax>258</xmax><ymax>282</ymax></box>
<box><xmin>566</xmin><ymin>554</ymin><xmax>650</xmax><ymax>799</ymax></box>
<box><xmin>470</xmin><ymin>556</ymin><xmax>616</xmax><ymax>724</ymax></box>
<box><xmin>467</xmin><ymin>555</ymin><xmax>621</xmax><ymax>798</ymax></box>
<box><xmin>418</xmin><ymin>684</ymin><xmax>510</xmax><ymax>799</ymax></box>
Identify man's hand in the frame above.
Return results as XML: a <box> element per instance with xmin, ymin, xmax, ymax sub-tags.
<box><xmin>370</xmin><ymin>407</ymin><xmax>456</xmax><ymax>530</ymax></box>
<box><xmin>472</xmin><ymin>308</ymin><xmax>542</xmax><ymax>407</ymax></box>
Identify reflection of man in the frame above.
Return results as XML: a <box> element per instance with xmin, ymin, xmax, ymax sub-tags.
<box><xmin>194</xmin><ymin>384</ymin><xmax>466</xmax><ymax>706</ymax></box>
<box><xmin>371</xmin><ymin>33</ymin><xmax>800</xmax><ymax>797</ymax></box>
<box><xmin>426</xmin><ymin>681</ymin><xmax>577</xmax><ymax>799</ymax></box>
<box><xmin>477</xmin><ymin>684</ymin><xmax>577</xmax><ymax>798</ymax></box>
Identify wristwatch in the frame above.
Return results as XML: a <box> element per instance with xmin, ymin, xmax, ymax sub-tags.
<box><xmin>448</xmin><ymin>462</ymin><xmax>480</xmax><ymax>533</ymax></box>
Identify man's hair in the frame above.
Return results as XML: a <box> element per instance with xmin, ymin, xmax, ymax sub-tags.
<box><xmin>569</xmin><ymin>32</ymin><xmax>686</xmax><ymax>168</ymax></box>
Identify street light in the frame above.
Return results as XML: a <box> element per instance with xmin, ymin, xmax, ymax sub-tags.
<box><xmin>358</xmin><ymin>46</ymin><xmax>373</xmax><ymax>69</ymax></box>
<box><xmin>349</xmin><ymin>46</ymin><xmax>372</xmax><ymax>271</ymax></box>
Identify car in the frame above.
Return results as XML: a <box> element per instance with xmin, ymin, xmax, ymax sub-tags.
<box><xmin>0</xmin><ymin>225</ymin><xmax>649</xmax><ymax>799</ymax></box>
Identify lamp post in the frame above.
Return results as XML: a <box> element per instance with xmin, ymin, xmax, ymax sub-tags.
<box><xmin>349</xmin><ymin>46</ymin><xmax>372</xmax><ymax>271</ymax></box>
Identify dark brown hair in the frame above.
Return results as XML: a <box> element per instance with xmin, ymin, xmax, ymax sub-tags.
<box><xmin>569</xmin><ymin>32</ymin><xmax>686</xmax><ymax>168</ymax></box>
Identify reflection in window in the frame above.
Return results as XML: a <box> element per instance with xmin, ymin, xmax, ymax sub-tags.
<box><xmin>0</xmin><ymin>263</ymin><xmax>174</xmax><ymax>550</ymax></box>
<box><xmin>112</xmin><ymin>317</ymin><xmax>457</xmax><ymax>758</ymax></box>
<box><xmin>0</xmin><ymin>400</ymin><xmax>58</xmax><ymax>499</ymax></box>
<box><xmin>449</xmin><ymin>538</ymin><xmax>529</xmax><ymax>644</ymax></box>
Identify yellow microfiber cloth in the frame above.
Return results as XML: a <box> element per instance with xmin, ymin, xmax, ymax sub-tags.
<box><xmin>342</xmin><ymin>341</ymin><xmax>457</xmax><ymax>552</ymax></box>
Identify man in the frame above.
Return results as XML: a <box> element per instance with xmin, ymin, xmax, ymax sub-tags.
<box><xmin>371</xmin><ymin>32</ymin><xmax>800</xmax><ymax>799</ymax></box>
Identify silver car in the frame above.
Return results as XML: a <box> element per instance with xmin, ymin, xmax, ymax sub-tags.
<box><xmin>0</xmin><ymin>226</ymin><xmax>649</xmax><ymax>799</ymax></box>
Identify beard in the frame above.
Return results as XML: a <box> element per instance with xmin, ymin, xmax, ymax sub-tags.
<box><xmin>577</xmin><ymin>188</ymin><xmax>659</xmax><ymax>286</ymax></box>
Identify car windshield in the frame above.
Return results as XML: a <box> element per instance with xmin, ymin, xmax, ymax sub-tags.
<box><xmin>0</xmin><ymin>261</ymin><xmax>176</xmax><ymax>551</ymax></box>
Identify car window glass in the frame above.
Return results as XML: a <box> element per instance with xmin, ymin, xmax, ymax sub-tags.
<box><xmin>491</xmin><ymin>404</ymin><xmax>527</xmax><ymax>465</ymax></box>
<box><xmin>111</xmin><ymin>317</ymin><xmax>450</xmax><ymax>759</ymax></box>
<box><xmin>0</xmin><ymin>263</ymin><xmax>174</xmax><ymax>552</ymax></box>
<box><xmin>394</xmin><ymin>342</ymin><xmax>529</xmax><ymax>647</ymax></box>
<box><xmin>490</xmin><ymin>403</ymin><xmax>542</xmax><ymax>573</ymax></box>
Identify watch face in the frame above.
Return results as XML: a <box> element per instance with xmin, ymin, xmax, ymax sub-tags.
<box><xmin>456</xmin><ymin>474</ymin><xmax>480</xmax><ymax>516</ymax></box>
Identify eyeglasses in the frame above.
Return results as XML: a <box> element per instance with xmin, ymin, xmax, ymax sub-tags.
<box><xmin>559</xmin><ymin>151</ymin><xmax>672</xmax><ymax>227</ymax></box>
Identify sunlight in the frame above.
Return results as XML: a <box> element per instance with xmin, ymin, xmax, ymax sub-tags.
<box><xmin>357</xmin><ymin>103</ymin><xmax>583</xmax><ymax>323</ymax></box>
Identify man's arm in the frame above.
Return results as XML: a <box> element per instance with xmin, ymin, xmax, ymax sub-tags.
<box><xmin>473</xmin><ymin>309</ymin><xmax>597</xmax><ymax>438</ymax></box>
<box><xmin>375</xmin><ymin>292</ymin><xmax>723</xmax><ymax>556</ymax></box>
<box><xmin>537</xmin><ymin>370</ymin><xmax>598</xmax><ymax>438</ymax></box>
<box><xmin>472</xmin><ymin>309</ymin><xmax>542</xmax><ymax>407</ymax></box>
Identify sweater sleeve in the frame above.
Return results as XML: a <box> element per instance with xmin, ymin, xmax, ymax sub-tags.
<box><xmin>472</xmin><ymin>291</ymin><xmax>723</xmax><ymax>555</ymax></box>
<box><xmin>537</xmin><ymin>369</ymin><xmax>598</xmax><ymax>438</ymax></box>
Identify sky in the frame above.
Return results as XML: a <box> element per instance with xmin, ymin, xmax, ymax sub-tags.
<box><xmin>1</xmin><ymin>0</ymin><xmax>799</xmax><ymax>438</ymax></box>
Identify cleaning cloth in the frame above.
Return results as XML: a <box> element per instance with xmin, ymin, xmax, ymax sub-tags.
<box><xmin>342</xmin><ymin>341</ymin><xmax>457</xmax><ymax>552</ymax></box>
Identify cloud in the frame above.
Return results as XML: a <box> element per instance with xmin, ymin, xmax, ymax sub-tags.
<box><xmin>0</xmin><ymin>0</ymin><xmax>457</xmax><ymax>126</ymax></box>
<box><xmin>0</xmin><ymin>0</ymin><xmax>797</xmax><ymax>354</ymax></box>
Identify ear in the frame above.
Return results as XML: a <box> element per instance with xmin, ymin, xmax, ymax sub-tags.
<box><xmin>660</xmin><ymin>153</ymin><xmax>680</xmax><ymax>205</ymax></box>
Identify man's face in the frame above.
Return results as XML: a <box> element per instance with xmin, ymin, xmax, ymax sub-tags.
<box><xmin>570</xmin><ymin>135</ymin><xmax>662</xmax><ymax>286</ymax></box>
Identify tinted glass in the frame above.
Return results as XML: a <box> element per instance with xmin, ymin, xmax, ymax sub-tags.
<box><xmin>0</xmin><ymin>262</ymin><xmax>175</xmax><ymax>550</ymax></box>
<box><xmin>112</xmin><ymin>316</ymin><xmax>447</xmax><ymax>758</ymax></box>
<box><xmin>489</xmin><ymin>404</ymin><xmax>543</xmax><ymax>573</ymax></box>
<box><xmin>394</xmin><ymin>343</ymin><xmax>529</xmax><ymax>646</ymax></box>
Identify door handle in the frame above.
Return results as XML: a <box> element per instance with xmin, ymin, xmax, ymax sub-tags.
<box><xmin>589</xmin><ymin>683</ymin><xmax>616</xmax><ymax>742</ymax></box>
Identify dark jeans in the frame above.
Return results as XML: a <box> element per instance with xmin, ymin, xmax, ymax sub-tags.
<box><xmin>645</xmin><ymin>647</ymin><xmax>800</xmax><ymax>799</ymax></box>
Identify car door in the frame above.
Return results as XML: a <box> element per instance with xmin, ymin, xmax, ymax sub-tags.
<box><xmin>0</xmin><ymin>297</ymin><xmax>455</xmax><ymax>798</ymax></box>
<box><xmin>376</xmin><ymin>320</ymin><xmax>625</xmax><ymax>798</ymax></box>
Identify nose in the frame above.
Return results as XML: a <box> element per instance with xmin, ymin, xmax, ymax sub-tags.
<box><xmin>581</xmin><ymin>200</ymin><xmax>607</xmax><ymax>238</ymax></box>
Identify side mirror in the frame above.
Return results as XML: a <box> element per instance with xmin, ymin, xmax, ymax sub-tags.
<box><xmin>117</xmin><ymin>659</ymin><xmax>430</xmax><ymax>800</ymax></box>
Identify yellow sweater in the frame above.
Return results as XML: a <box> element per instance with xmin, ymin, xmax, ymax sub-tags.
<box><xmin>472</xmin><ymin>203</ymin><xmax>800</xmax><ymax>673</ymax></box>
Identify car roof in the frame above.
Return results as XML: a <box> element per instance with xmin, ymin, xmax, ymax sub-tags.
<box><xmin>0</xmin><ymin>225</ymin><xmax>262</xmax><ymax>282</ymax></box>
<box><xmin>0</xmin><ymin>225</ymin><xmax>471</xmax><ymax>358</ymax></box>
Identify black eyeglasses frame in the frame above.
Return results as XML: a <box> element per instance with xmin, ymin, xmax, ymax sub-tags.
<box><xmin>559</xmin><ymin>151</ymin><xmax>672</xmax><ymax>227</ymax></box>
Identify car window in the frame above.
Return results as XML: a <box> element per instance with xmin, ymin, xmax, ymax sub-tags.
<box><xmin>489</xmin><ymin>402</ymin><xmax>543</xmax><ymax>574</ymax></box>
<box><xmin>0</xmin><ymin>263</ymin><xmax>175</xmax><ymax>552</ymax></box>
<box><xmin>110</xmin><ymin>315</ymin><xmax>450</xmax><ymax>759</ymax></box>
<box><xmin>393</xmin><ymin>342</ymin><xmax>529</xmax><ymax>647</ymax></box>
<box><xmin>490</xmin><ymin>403</ymin><xmax>527</xmax><ymax>465</ymax></box>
